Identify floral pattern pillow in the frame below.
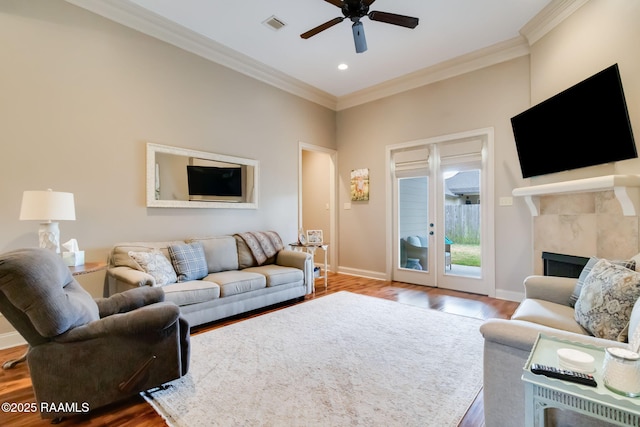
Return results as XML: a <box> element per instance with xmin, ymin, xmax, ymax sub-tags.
<box><xmin>569</xmin><ymin>257</ymin><xmax>636</xmax><ymax>307</ymax></box>
<box><xmin>128</xmin><ymin>250</ymin><xmax>177</xmax><ymax>286</ymax></box>
<box><xmin>574</xmin><ymin>258</ymin><xmax>640</xmax><ymax>342</ymax></box>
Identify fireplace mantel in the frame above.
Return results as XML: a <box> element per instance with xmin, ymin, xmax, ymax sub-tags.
<box><xmin>512</xmin><ymin>175</ymin><xmax>640</xmax><ymax>216</ymax></box>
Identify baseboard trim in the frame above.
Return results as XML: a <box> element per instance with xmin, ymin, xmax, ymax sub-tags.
<box><xmin>0</xmin><ymin>331</ymin><xmax>26</xmax><ymax>350</ymax></box>
<box><xmin>336</xmin><ymin>267</ymin><xmax>524</xmax><ymax>303</ymax></box>
<box><xmin>495</xmin><ymin>289</ymin><xmax>524</xmax><ymax>303</ymax></box>
<box><xmin>336</xmin><ymin>267</ymin><xmax>388</xmax><ymax>281</ymax></box>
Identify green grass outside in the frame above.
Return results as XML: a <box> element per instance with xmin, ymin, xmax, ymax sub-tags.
<box><xmin>451</xmin><ymin>244</ymin><xmax>481</xmax><ymax>267</ymax></box>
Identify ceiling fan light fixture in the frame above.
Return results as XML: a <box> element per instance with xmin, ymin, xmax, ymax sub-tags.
<box><xmin>352</xmin><ymin>21</ymin><xmax>367</xmax><ymax>53</ymax></box>
<box><xmin>300</xmin><ymin>0</ymin><xmax>418</xmax><ymax>53</ymax></box>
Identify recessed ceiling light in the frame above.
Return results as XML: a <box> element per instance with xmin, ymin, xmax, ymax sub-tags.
<box><xmin>338</xmin><ymin>63</ymin><xmax>349</xmax><ymax>71</ymax></box>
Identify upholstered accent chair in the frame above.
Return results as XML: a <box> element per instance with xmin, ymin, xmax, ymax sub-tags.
<box><xmin>400</xmin><ymin>236</ymin><xmax>428</xmax><ymax>270</ymax></box>
<box><xmin>0</xmin><ymin>248</ymin><xmax>190</xmax><ymax>421</ymax></box>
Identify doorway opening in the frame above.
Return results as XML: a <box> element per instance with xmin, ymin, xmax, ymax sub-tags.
<box><xmin>299</xmin><ymin>143</ymin><xmax>338</xmax><ymax>275</ymax></box>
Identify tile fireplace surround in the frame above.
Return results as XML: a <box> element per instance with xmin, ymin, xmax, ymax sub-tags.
<box><xmin>513</xmin><ymin>175</ymin><xmax>640</xmax><ymax>275</ymax></box>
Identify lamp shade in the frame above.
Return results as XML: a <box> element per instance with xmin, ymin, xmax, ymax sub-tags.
<box><xmin>19</xmin><ymin>190</ymin><xmax>76</xmax><ymax>221</ymax></box>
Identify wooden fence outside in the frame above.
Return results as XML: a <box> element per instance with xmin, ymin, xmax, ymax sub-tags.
<box><xmin>445</xmin><ymin>204</ymin><xmax>480</xmax><ymax>244</ymax></box>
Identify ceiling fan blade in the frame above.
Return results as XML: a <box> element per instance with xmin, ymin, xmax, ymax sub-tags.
<box><xmin>363</xmin><ymin>0</ymin><xmax>377</xmax><ymax>6</ymax></box>
<box><xmin>324</xmin><ymin>0</ymin><xmax>344</xmax><ymax>8</ymax></box>
<box><xmin>368</xmin><ymin>11</ymin><xmax>419</xmax><ymax>29</ymax></box>
<box><xmin>300</xmin><ymin>17</ymin><xmax>345</xmax><ymax>39</ymax></box>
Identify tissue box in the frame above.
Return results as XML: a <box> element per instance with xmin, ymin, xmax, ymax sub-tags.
<box><xmin>63</xmin><ymin>251</ymin><xmax>85</xmax><ymax>267</ymax></box>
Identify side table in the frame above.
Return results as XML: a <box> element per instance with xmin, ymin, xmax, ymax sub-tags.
<box><xmin>68</xmin><ymin>261</ymin><xmax>108</xmax><ymax>276</ymax></box>
<box><xmin>522</xmin><ymin>334</ymin><xmax>640</xmax><ymax>426</ymax></box>
<box><xmin>2</xmin><ymin>261</ymin><xmax>107</xmax><ymax>370</ymax></box>
<box><xmin>289</xmin><ymin>243</ymin><xmax>329</xmax><ymax>291</ymax></box>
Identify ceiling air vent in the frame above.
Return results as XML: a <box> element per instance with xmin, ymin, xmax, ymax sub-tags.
<box><xmin>262</xmin><ymin>15</ymin><xmax>287</xmax><ymax>31</ymax></box>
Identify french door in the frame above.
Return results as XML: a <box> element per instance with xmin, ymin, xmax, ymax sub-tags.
<box><xmin>388</xmin><ymin>129</ymin><xmax>494</xmax><ymax>295</ymax></box>
<box><xmin>393</xmin><ymin>170</ymin><xmax>435</xmax><ymax>286</ymax></box>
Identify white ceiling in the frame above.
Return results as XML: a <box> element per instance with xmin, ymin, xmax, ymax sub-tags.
<box><xmin>67</xmin><ymin>0</ymin><xmax>562</xmax><ymax>109</ymax></box>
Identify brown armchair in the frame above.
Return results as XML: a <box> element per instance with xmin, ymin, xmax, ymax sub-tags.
<box><xmin>0</xmin><ymin>248</ymin><xmax>190</xmax><ymax>421</ymax></box>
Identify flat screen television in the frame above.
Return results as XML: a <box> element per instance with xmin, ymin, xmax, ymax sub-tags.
<box><xmin>187</xmin><ymin>165</ymin><xmax>243</xmax><ymax>201</ymax></box>
<box><xmin>510</xmin><ymin>64</ymin><xmax>636</xmax><ymax>178</ymax></box>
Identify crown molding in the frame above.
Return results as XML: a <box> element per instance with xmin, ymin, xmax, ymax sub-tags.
<box><xmin>65</xmin><ymin>0</ymin><xmax>582</xmax><ymax>112</ymax></box>
<box><xmin>337</xmin><ymin>0</ymin><xmax>587</xmax><ymax>110</ymax></box>
<box><xmin>336</xmin><ymin>36</ymin><xmax>531</xmax><ymax>111</ymax></box>
<box><xmin>520</xmin><ymin>0</ymin><xmax>589</xmax><ymax>45</ymax></box>
<box><xmin>64</xmin><ymin>0</ymin><xmax>338</xmax><ymax>110</ymax></box>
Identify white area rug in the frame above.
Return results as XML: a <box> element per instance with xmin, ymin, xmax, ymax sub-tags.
<box><xmin>144</xmin><ymin>291</ymin><xmax>484</xmax><ymax>426</ymax></box>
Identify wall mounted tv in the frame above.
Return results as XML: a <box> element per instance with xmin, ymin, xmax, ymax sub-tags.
<box><xmin>187</xmin><ymin>165</ymin><xmax>243</xmax><ymax>202</ymax></box>
<box><xmin>510</xmin><ymin>64</ymin><xmax>636</xmax><ymax>178</ymax></box>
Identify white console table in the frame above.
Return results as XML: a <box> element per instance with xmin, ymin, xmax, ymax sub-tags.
<box><xmin>289</xmin><ymin>243</ymin><xmax>328</xmax><ymax>291</ymax></box>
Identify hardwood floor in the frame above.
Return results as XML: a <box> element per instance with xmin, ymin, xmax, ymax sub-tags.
<box><xmin>0</xmin><ymin>273</ymin><xmax>519</xmax><ymax>426</ymax></box>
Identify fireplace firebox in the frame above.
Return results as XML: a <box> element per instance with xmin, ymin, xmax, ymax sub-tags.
<box><xmin>542</xmin><ymin>252</ymin><xmax>589</xmax><ymax>278</ymax></box>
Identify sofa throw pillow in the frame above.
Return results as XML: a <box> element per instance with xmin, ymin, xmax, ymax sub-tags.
<box><xmin>574</xmin><ymin>258</ymin><xmax>640</xmax><ymax>342</ymax></box>
<box><xmin>569</xmin><ymin>257</ymin><xmax>636</xmax><ymax>307</ymax></box>
<box><xmin>187</xmin><ymin>236</ymin><xmax>239</xmax><ymax>273</ymax></box>
<box><xmin>128</xmin><ymin>250</ymin><xmax>177</xmax><ymax>286</ymax></box>
<box><xmin>168</xmin><ymin>242</ymin><xmax>208</xmax><ymax>282</ymax></box>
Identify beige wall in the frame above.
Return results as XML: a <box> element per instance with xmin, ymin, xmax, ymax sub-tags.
<box><xmin>336</xmin><ymin>58</ymin><xmax>533</xmax><ymax>292</ymax></box>
<box><xmin>0</xmin><ymin>0</ymin><xmax>335</xmax><ymax>253</ymax></box>
<box><xmin>0</xmin><ymin>1</ymin><xmax>335</xmax><ymax>339</ymax></box>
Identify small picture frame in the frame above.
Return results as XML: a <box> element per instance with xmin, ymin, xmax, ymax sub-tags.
<box><xmin>350</xmin><ymin>168</ymin><xmax>369</xmax><ymax>201</ymax></box>
<box><xmin>298</xmin><ymin>232</ymin><xmax>307</xmax><ymax>245</ymax></box>
<box><xmin>306</xmin><ymin>230</ymin><xmax>323</xmax><ymax>245</ymax></box>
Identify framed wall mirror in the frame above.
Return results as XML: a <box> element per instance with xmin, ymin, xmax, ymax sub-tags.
<box><xmin>146</xmin><ymin>142</ymin><xmax>259</xmax><ymax>209</ymax></box>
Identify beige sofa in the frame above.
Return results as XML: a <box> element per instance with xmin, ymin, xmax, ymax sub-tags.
<box><xmin>481</xmin><ymin>273</ymin><xmax>640</xmax><ymax>427</ymax></box>
<box><xmin>106</xmin><ymin>233</ymin><xmax>314</xmax><ymax>327</ymax></box>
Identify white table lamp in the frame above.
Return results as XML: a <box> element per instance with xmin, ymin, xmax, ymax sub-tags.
<box><xmin>19</xmin><ymin>189</ymin><xmax>76</xmax><ymax>253</ymax></box>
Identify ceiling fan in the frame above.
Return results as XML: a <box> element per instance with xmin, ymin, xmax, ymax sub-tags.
<box><xmin>300</xmin><ymin>0</ymin><xmax>419</xmax><ymax>53</ymax></box>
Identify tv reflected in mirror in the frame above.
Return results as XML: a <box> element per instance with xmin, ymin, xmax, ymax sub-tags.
<box><xmin>511</xmin><ymin>64</ymin><xmax>636</xmax><ymax>178</ymax></box>
<box><xmin>187</xmin><ymin>165</ymin><xmax>244</xmax><ymax>202</ymax></box>
<box><xmin>146</xmin><ymin>142</ymin><xmax>258</xmax><ymax>209</ymax></box>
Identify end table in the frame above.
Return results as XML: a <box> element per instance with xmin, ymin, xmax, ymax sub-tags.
<box><xmin>522</xmin><ymin>334</ymin><xmax>640</xmax><ymax>426</ymax></box>
<box><xmin>68</xmin><ymin>261</ymin><xmax>107</xmax><ymax>276</ymax></box>
<box><xmin>289</xmin><ymin>243</ymin><xmax>329</xmax><ymax>291</ymax></box>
